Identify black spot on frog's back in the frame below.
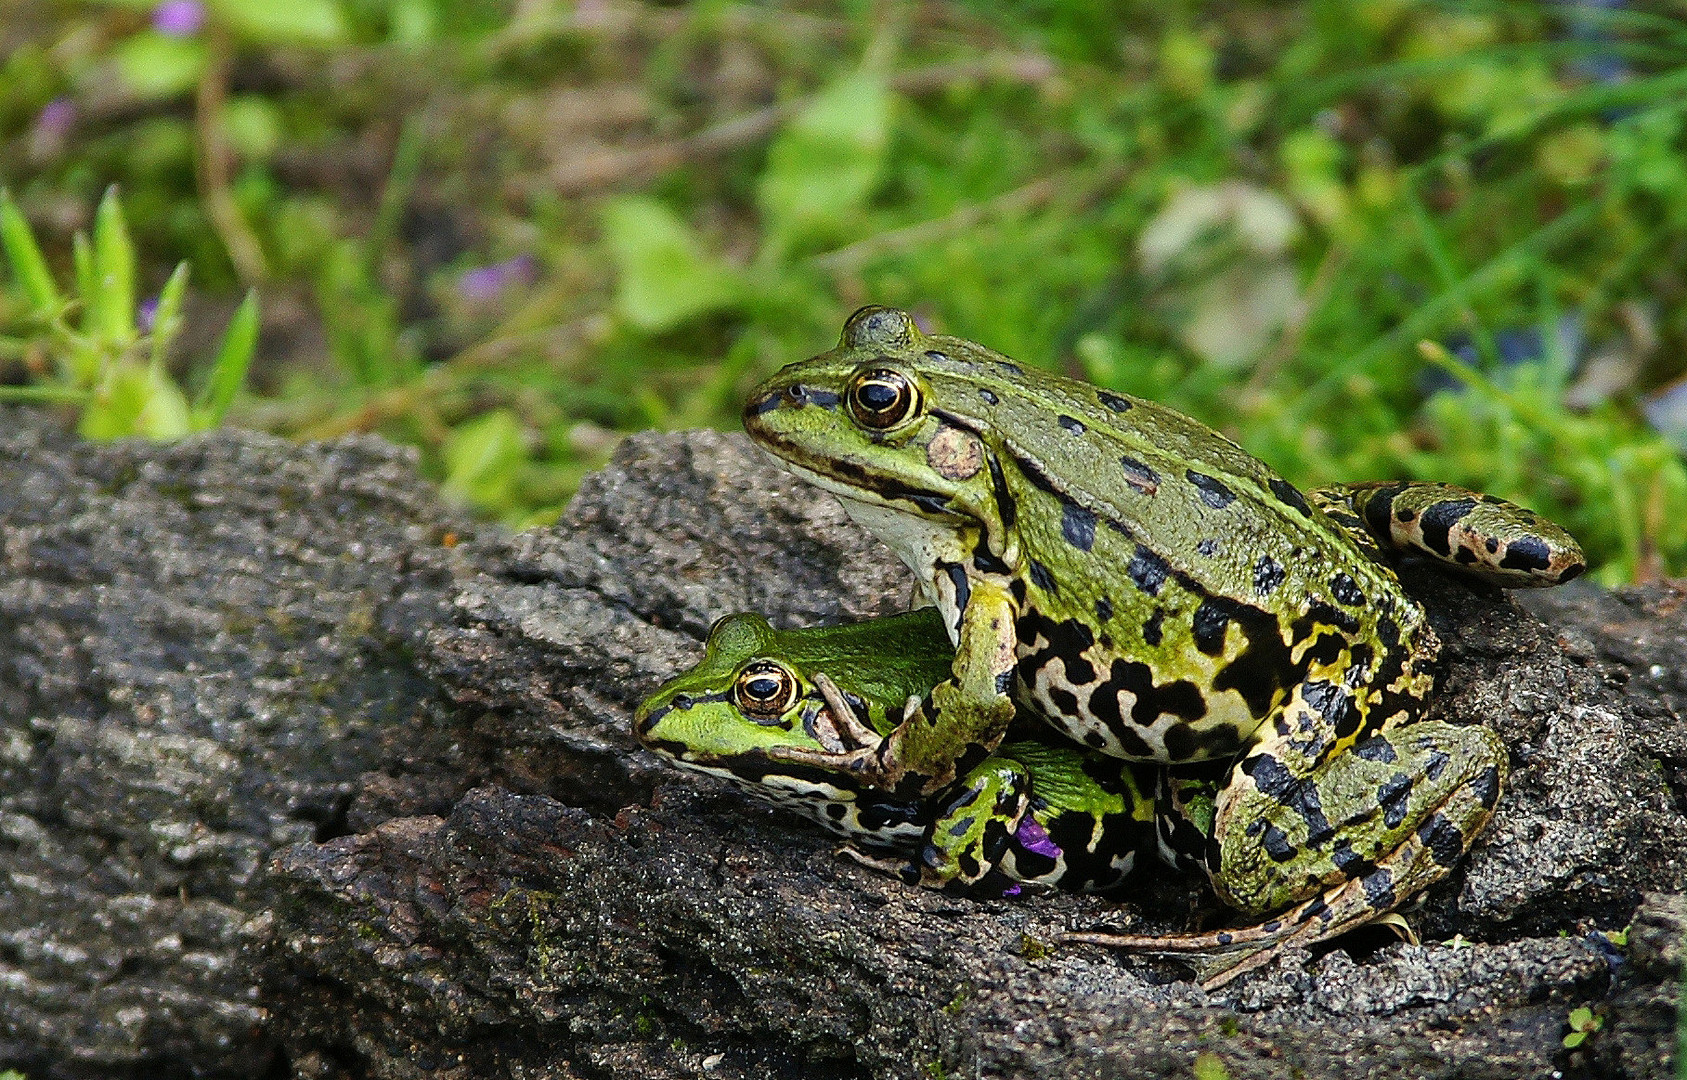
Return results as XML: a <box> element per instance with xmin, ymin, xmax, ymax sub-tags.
<box><xmin>1186</xmin><ymin>470</ymin><xmax>1237</xmax><ymax>509</ymax></box>
<box><xmin>1127</xmin><ymin>545</ymin><xmax>1170</xmax><ymax>595</ymax></box>
<box><xmin>1061</xmin><ymin>502</ymin><xmax>1097</xmax><ymax>552</ymax></box>
<box><xmin>1119</xmin><ymin>456</ymin><xmax>1161</xmax><ymax>493</ymax></box>
<box><xmin>1269</xmin><ymin>478</ymin><xmax>1314</xmax><ymax>517</ymax></box>
<box><xmin>1329</xmin><ymin>572</ymin><xmax>1365</xmax><ymax>606</ymax></box>
<box><xmin>1141</xmin><ymin>609</ymin><xmax>1164</xmax><ymax>646</ymax></box>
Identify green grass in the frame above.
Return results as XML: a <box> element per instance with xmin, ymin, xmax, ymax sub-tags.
<box><xmin>1</xmin><ymin>0</ymin><xmax>1685</xmax><ymax>579</ymax></box>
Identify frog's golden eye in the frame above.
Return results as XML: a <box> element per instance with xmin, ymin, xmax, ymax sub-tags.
<box><xmin>734</xmin><ymin>660</ymin><xmax>798</xmax><ymax>721</ymax></box>
<box><xmin>847</xmin><ymin>368</ymin><xmax>918</xmax><ymax>430</ymax></box>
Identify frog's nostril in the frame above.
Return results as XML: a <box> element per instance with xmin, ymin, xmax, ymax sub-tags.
<box><xmin>672</xmin><ymin>694</ymin><xmax>694</xmax><ymax>710</ymax></box>
<box><xmin>784</xmin><ymin>384</ymin><xmax>808</xmax><ymax>404</ymax></box>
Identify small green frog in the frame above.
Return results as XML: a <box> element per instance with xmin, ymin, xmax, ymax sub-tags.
<box><xmin>740</xmin><ymin>306</ymin><xmax>1585</xmax><ymax>976</ymax></box>
<box><xmin>635</xmin><ymin>607</ymin><xmax>1182</xmax><ymax>895</ymax></box>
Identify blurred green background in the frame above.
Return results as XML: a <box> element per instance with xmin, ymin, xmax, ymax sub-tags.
<box><xmin>2</xmin><ymin>0</ymin><xmax>1686</xmax><ymax>583</ymax></box>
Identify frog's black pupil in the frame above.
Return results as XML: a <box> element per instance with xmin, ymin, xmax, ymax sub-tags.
<box><xmin>858</xmin><ymin>381</ymin><xmax>900</xmax><ymax>411</ymax></box>
<box><xmin>746</xmin><ymin>677</ymin><xmax>779</xmax><ymax>700</ymax></box>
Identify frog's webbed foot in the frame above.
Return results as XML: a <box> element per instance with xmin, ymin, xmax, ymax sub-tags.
<box><xmin>810</xmin><ymin>672</ymin><xmax>883</xmax><ymax>749</ymax></box>
<box><xmin>766</xmin><ymin>672</ymin><xmax>904</xmax><ymax>785</ymax></box>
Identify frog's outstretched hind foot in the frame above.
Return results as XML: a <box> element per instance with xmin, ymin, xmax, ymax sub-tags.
<box><xmin>1063</xmin><ymin>878</ymin><xmax>1404</xmax><ymax>989</ymax></box>
<box><xmin>1064</xmin><ymin>810</ymin><xmax>1452</xmax><ymax>990</ymax></box>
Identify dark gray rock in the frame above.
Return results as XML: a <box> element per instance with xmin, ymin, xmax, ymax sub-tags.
<box><xmin>0</xmin><ymin>414</ymin><xmax>1681</xmax><ymax>1079</ymax></box>
<box><xmin>0</xmin><ymin>410</ymin><xmax>480</xmax><ymax>1077</ymax></box>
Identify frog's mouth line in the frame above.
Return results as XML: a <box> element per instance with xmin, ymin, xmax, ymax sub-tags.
<box><xmin>752</xmin><ymin>441</ymin><xmax>959</xmax><ymax>522</ymax></box>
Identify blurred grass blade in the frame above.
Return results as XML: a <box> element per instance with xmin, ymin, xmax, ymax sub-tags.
<box><xmin>149</xmin><ymin>262</ymin><xmax>191</xmax><ymax>369</ymax></box>
<box><xmin>0</xmin><ymin>384</ymin><xmax>89</xmax><ymax>403</ymax></box>
<box><xmin>1293</xmin><ymin>196</ymin><xmax>1602</xmax><ymax>416</ymax></box>
<box><xmin>194</xmin><ymin>289</ymin><xmax>259</xmax><ymax>429</ymax></box>
<box><xmin>91</xmin><ymin>186</ymin><xmax>137</xmax><ymax>347</ymax></box>
<box><xmin>0</xmin><ymin>189</ymin><xmax>63</xmax><ymax>317</ymax></box>
<box><xmin>136</xmin><ymin>364</ymin><xmax>192</xmax><ymax>439</ymax></box>
<box><xmin>72</xmin><ymin>231</ymin><xmax>94</xmax><ymax>312</ymax></box>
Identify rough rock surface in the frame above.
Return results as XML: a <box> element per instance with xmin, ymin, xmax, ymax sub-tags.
<box><xmin>0</xmin><ymin>408</ymin><xmax>487</xmax><ymax>1077</ymax></box>
<box><xmin>0</xmin><ymin>413</ymin><xmax>1682</xmax><ymax>1079</ymax></box>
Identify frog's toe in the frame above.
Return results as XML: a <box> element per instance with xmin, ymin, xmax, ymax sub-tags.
<box><xmin>835</xmin><ymin>842</ymin><xmax>923</xmax><ymax>885</ymax></box>
<box><xmin>1061</xmin><ymin>926</ymin><xmax>1295</xmax><ymax>990</ymax></box>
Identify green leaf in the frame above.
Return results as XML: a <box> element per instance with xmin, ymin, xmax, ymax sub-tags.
<box><xmin>90</xmin><ymin>187</ymin><xmax>137</xmax><ymax>348</ymax></box>
<box><xmin>0</xmin><ymin>189</ymin><xmax>63</xmax><ymax>317</ymax></box>
<box><xmin>211</xmin><ymin>0</ymin><xmax>349</xmax><ymax>45</ymax></box>
<box><xmin>221</xmin><ymin>96</ymin><xmax>283</xmax><ymax>161</ymax></box>
<box><xmin>442</xmin><ymin>409</ymin><xmax>527</xmax><ymax>511</ymax></box>
<box><xmin>193</xmin><ymin>289</ymin><xmax>259</xmax><ymax>429</ymax></box>
<box><xmin>602</xmin><ymin>196</ymin><xmax>740</xmax><ymax>333</ymax></box>
<box><xmin>79</xmin><ymin>362</ymin><xmax>190</xmax><ymax>441</ymax></box>
<box><xmin>757</xmin><ymin>71</ymin><xmax>891</xmax><ymax>254</ymax></box>
<box><xmin>388</xmin><ymin>0</ymin><xmax>439</xmax><ymax>44</ymax></box>
<box><xmin>72</xmin><ymin>231</ymin><xmax>95</xmax><ymax>308</ymax></box>
<box><xmin>113</xmin><ymin>31</ymin><xmax>207</xmax><ymax>99</ymax></box>
<box><xmin>149</xmin><ymin>262</ymin><xmax>191</xmax><ymax>369</ymax></box>
<box><xmin>135</xmin><ymin>364</ymin><xmax>193</xmax><ymax>439</ymax></box>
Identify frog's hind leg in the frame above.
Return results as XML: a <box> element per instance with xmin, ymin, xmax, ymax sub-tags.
<box><xmin>1310</xmin><ymin>481</ymin><xmax>1584</xmax><ymax>587</ymax></box>
<box><xmin>1066</xmin><ymin>718</ymin><xmax>1507</xmax><ymax>988</ymax></box>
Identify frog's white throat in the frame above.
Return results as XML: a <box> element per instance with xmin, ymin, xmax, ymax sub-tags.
<box><xmin>766</xmin><ymin>454</ymin><xmax>960</xmax><ymax>632</ymax></box>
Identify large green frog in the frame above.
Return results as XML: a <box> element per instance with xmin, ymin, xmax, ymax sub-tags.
<box><xmin>739</xmin><ymin>305</ymin><xmax>1585</xmax><ymax>972</ymax></box>
<box><xmin>635</xmin><ymin>607</ymin><xmax>1180</xmax><ymax>896</ymax></box>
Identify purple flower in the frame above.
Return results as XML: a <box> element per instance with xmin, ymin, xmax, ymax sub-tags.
<box><xmin>457</xmin><ymin>255</ymin><xmax>536</xmax><ymax>301</ymax></box>
<box><xmin>152</xmin><ymin>0</ymin><xmax>206</xmax><ymax>39</ymax></box>
<box><xmin>34</xmin><ymin>98</ymin><xmax>75</xmax><ymax>139</ymax></box>
<box><xmin>138</xmin><ymin>297</ymin><xmax>160</xmax><ymax>334</ymax></box>
<box><xmin>1015</xmin><ymin>817</ymin><xmax>1062</xmax><ymax>859</ymax></box>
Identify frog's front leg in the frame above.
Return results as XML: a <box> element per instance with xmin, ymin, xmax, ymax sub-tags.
<box><xmin>839</xmin><ymin>754</ymin><xmax>1037</xmax><ymax>893</ymax></box>
<box><xmin>768</xmin><ymin>576</ymin><xmax>1020</xmax><ymax>798</ymax></box>
<box><xmin>1070</xmin><ymin>709</ymin><xmax>1505</xmax><ymax>988</ymax></box>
